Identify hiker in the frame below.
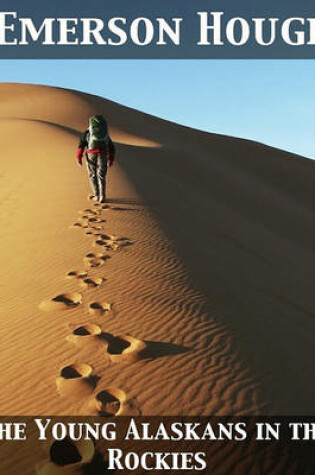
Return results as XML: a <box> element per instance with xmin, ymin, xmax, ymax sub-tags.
<box><xmin>76</xmin><ymin>115</ymin><xmax>115</xmax><ymax>203</ymax></box>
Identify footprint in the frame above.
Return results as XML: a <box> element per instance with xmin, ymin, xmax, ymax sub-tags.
<box><xmin>105</xmin><ymin>334</ymin><xmax>147</xmax><ymax>363</ymax></box>
<box><xmin>56</xmin><ymin>364</ymin><xmax>97</xmax><ymax>399</ymax></box>
<box><xmin>88</xmin><ymin>302</ymin><xmax>112</xmax><ymax>316</ymax></box>
<box><xmin>93</xmin><ymin>233</ymin><xmax>131</xmax><ymax>251</ymax></box>
<box><xmin>94</xmin><ymin>387</ymin><xmax>140</xmax><ymax>416</ymax></box>
<box><xmin>93</xmin><ymin>235</ymin><xmax>131</xmax><ymax>251</ymax></box>
<box><xmin>80</xmin><ymin>277</ymin><xmax>104</xmax><ymax>289</ymax></box>
<box><xmin>85</xmin><ymin>228</ymin><xmax>97</xmax><ymax>235</ymax></box>
<box><xmin>94</xmin><ymin>233</ymin><xmax>122</xmax><ymax>243</ymax></box>
<box><xmin>88</xmin><ymin>217</ymin><xmax>105</xmax><ymax>224</ymax></box>
<box><xmin>91</xmin><ymin>225</ymin><xmax>103</xmax><ymax>230</ymax></box>
<box><xmin>93</xmin><ymin>203</ymin><xmax>110</xmax><ymax>210</ymax></box>
<box><xmin>83</xmin><ymin>252</ymin><xmax>109</xmax><ymax>268</ymax></box>
<box><xmin>79</xmin><ymin>208</ymin><xmax>99</xmax><ymax>216</ymax></box>
<box><xmin>101</xmin><ymin>234</ymin><xmax>118</xmax><ymax>240</ymax></box>
<box><xmin>85</xmin><ymin>253</ymin><xmax>104</xmax><ymax>259</ymax></box>
<box><xmin>50</xmin><ymin>438</ymin><xmax>94</xmax><ymax>465</ymax></box>
<box><xmin>70</xmin><ymin>221</ymin><xmax>89</xmax><ymax>229</ymax></box>
<box><xmin>36</xmin><ymin>438</ymin><xmax>95</xmax><ymax>474</ymax></box>
<box><xmin>85</xmin><ymin>226</ymin><xmax>104</xmax><ymax>235</ymax></box>
<box><xmin>73</xmin><ymin>324</ymin><xmax>102</xmax><ymax>336</ymax></box>
<box><xmin>95</xmin><ymin>389</ymin><xmax>122</xmax><ymax>416</ymax></box>
<box><xmin>39</xmin><ymin>293</ymin><xmax>82</xmax><ymax>312</ymax></box>
<box><xmin>67</xmin><ymin>324</ymin><xmax>102</xmax><ymax>347</ymax></box>
<box><xmin>85</xmin><ymin>259</ymin><xmax>104</xmax><ymax>268</ymax></box>
<box><xmin>95</xmin><ymin>389</ymin><xmax>121</xmax><ymax>417</ymax></box>
<box><xmin>66</xmin><ymin>270</ymin><xmax>88</xmax><ymax>280</ymax></box>
<box><xmin>93</xmin><ymin>238</ymin><xmax>113</xmax><ymax>248</ymax></box>
<box><xmin>82</xmin><ymin>208</ymin><xmax>94</xmax><ymax>213</ymax></box>
<box><xmin>84</xmin><ymin>252</ymin><xmax>109</xmax><ymax>260</ymax></box>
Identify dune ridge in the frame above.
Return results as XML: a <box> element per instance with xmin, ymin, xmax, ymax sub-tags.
<box><xmin>0</xmin><ymin>82</ymin><xmax>315</xmax><ymax>427</ymax></box>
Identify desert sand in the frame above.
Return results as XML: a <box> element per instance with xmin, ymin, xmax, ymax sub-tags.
<box><xmin>0</xmin><ymin>82</ymin><xmax>315</xmax><ymax>419</ymax></box>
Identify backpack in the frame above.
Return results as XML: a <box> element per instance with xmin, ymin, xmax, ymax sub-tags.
<box><xmin>88</xmin><ymin>115</ymin><xmax>109</xmax><ymax>150</ymax></box>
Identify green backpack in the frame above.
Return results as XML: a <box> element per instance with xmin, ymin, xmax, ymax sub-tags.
<box><xmin>88</xmin><ymin>115</ymin><xmax>109</xmax><ymax>149</ymax></box>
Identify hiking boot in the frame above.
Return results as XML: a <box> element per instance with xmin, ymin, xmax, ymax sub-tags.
<box><xmin>99</xmin><ymin>195</ymin><xmax>106</xmax><ymax>203</ymax></box>
<box><xmin>93</xmin><ymin>196</ymin><xmax>99</xmax><ymax>202</ymax></box>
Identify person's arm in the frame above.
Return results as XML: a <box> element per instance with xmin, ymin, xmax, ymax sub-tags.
<box><xmin>76</xmin><ymin>130</ymin><xmax>88</xmax><ymax>165</ymax></box>
<box><xmin>108</xmin><ymin>137</ymin><xmax>115</xmax><ymax>167</ymax></box>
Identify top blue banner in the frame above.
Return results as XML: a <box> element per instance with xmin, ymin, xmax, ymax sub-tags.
<box><xmin>1</xmin><ymin>0</ymin><xmax>315</xmax><ymax>58</ymax></box>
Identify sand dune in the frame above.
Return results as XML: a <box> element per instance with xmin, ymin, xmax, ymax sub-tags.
<box><xmin>0</xmin><ymin>82</ymin><xmax>315</xmax><ymax>422</ymax></box>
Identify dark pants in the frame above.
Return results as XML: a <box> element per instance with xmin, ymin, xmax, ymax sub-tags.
<box><xmin>86</xmin><ymin>152</ymin><xmax>107</xmax><ymax>199</ymax></box>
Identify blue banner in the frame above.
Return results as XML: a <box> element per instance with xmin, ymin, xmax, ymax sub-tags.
<box><xmin>0</xmin><ymin>0</ymin><xmax>315</xmax><ymax>58</ymax></box>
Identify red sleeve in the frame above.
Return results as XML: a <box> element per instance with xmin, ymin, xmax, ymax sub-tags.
<box><xmin>77</xmin><ymin>148</ymin><xmax>84</xmax><ymax>160</ymax></box>
<box><xmin>108</xmin><ymin>138</ymin><xmax>115</xmax><ymax>162</ymax></box>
